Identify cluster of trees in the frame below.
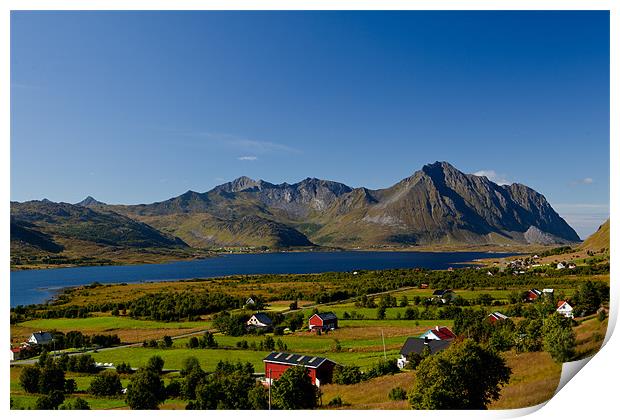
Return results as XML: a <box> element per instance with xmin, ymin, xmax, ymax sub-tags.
<box><xmin>235</xmin><ymin>336</ymin><xmax>288</xmax><ymax>352</ymax></box>
<box><xmin>130</xmin><ymin>291</ymin><xmax>241</xmax><ymax>321</ymax></box>
<box><xmin>123</xmin><ymin>355</ymin><xmax>324</xmax><ymax>410</ymax></box>
<box><xmin>144</xmin><ymin>335</ymin><xmax>174</xmax><ymax>349</ymax></box>
<box><xmin>187</xmin><ymin>332</ymin><xmax>218</xmax><ymax>349</ymax></box>
<box><xmin>125</xmin><ymin>356</ymin><xmax>168</xmax><ymax>409</ymax></box>
<box><xmin>57</xmin><ymin>353</ymin><xmax>98</xmax><ymax>373</ymax></box>
<box><xmin>453</xmin><ymin>305</ymin><xmax>577</xmax><ymax>363</ymax></box>
<box><xmin>51</xmin><ymin>330</ymin><xmax>121</xmax><ymax>350</ymax></box>
<box><xmin>88</xmin><ymin>371</ymin><xmax>123</xmax><ymax>396</ymax></box>
<box><xmin>212</xmin><ymin>310</ymin><xmax>305</xmax><ymax>337</ymax></box>
<box><xmin>19</xmin><ymin>351</ymin><xmax>95</xmax><ymax>409</ymax></box>
<box><xmin>572</xmin><ymin>280</ymin><xmax>609</xmax><ymax>316</ymax></box>
<box><xmin>409</xmin><ymin>339</ymin><xmax>511</xmax><ymax>409</ymax></box>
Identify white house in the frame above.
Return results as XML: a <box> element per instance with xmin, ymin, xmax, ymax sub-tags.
<box><xmin>28</xmin><ymin>331</ymin><xmax>53</xmax><ymax>346</ymax></box>
<box><xmin>557</xmin><ymin>301</ymin><xmax>574</xmax><ymax>318</ymax></box>
<box><xmin>246</xmin><ymin>313</ymin><xmax>273</xmax><ymax>329</ymax></box>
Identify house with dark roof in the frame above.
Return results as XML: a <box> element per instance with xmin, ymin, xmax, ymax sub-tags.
<box><xmin>28</xmin><ymin>331</ymin><xmax>53</xmax><ymax>346</ymax></box>
<box><xmin>431</xmin><ymin>289</ymin><xmax>456</xmax><ymax>304</ymax></box>
<box><xmin>263</xmin><ymin>352</ymin><xmax>337</xmax><ymax>387</ymax></box>
<box><xmin>247</xmin><ymin>313</ymin><xmax>274</xmax><ymax>330</ymax></box>
<box><xmin>419</xmin><ymin>326</ymin><xmax>456</xmax><ymax>341</ymax></box>
<box><xmin>397</xmin><ymin>337</ymin><xmax>451</xmax><ymax>369</ymax></box>
<box><xmin>488</xmin><ymin>311</ymin><xmax>509</xmax><ymax>324</ymax></box>
<box><xmin>308</xmin><ymin>312</ymin><xmax>338</xmax><ymax>331</ymax></box>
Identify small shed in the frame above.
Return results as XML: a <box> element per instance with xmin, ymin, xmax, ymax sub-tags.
<box><xmin>308</xmin><ymin>312</ymin><xmax>338</xmax><ymax>331</ymax></box>
<box><xmin>263</xmin><ymin>352</ymin><xmax>336</xmax><ymax>387</ymax></box>
<box><xmin>525</xmin><ymin>289</ymin><xmax>542</xmax><ymax>302</ymax></box>
<box><xmin>488</xmin><ymin>311</ymin><xmax>509</xmax><ymax>324</ymax></box>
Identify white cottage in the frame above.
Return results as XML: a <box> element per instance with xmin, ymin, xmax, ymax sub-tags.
<box><xmin>246</xmin><ymin>313</ymin><xmax>273</xmax><ymax>329</ymax></box>
<box><xmin>557</xmin><ymin>301</ymin><xmax>574</xmax><ymax>318</ymax></box>
<box><xmin>28</xmin><ymin>331</ymin><xmax>53</xmax><ymax>346</ymax></box>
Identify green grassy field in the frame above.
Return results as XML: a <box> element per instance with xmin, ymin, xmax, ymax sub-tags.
<box><xmin>16</xmin><ymin>316</ymin><xmax>209</xmax><ymax>331</ymax></box>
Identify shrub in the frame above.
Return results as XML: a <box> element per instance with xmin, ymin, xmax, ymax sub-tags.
<box><xmin>88</xmin><ymin>371</ymin><xmax>123</xmax><ymax>396</ymax></box>
<box><xmin>19</xmin><ymin>365</ymin><xmax>41</xmax><ymax>393</ymax></box>
<box><xmin>116</xmin><ymin>361</ymin><xmax>133</xmax><ymax>374</ymax></box>
<box><xmin>389</xmin><ymin>387</ymin><xmax>407</xmax><ymax>400</ymax></box>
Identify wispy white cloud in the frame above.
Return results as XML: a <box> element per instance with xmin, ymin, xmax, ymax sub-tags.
<box><xmin>238</xmin><ymin>156</ymin><xmax>258</xmax><ymax>161</ymax></box>
<box><xmin>473</xmin><ymin>170</ymin><xmax>510</xmax><ymax>185</ymax></box>
<box><xmin>184</xmin><ymin>131</ymin><xmax>300</xmax><ymax>155</ymax></box>
<box><xmin>571</xmin><ymin>177</ymin><xmax>594</xmax><ymax>186</ymax></box>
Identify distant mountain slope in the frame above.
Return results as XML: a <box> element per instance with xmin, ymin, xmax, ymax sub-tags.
<box><xmin>309</xmin><ymin>162</ymin><xmax>579</xmax><ymax>246</ymax></box>
<box><xmin>10</xmin><ymin>219</ymin><xmax>64</xmax><ymax>253</ymax></box>
<box><xmin>138</xmin><ymin>213</ymin><xmax>314</xmax><ymax>248</ymax></box>
<box><xmin>14</xmin><ymin>162</ymin><xmax>580</xmax><ymax>251</ymax></box>
<box><xmin>93</xmin><ymin>161</ymin><xmax>578</xmax><ymax>248</ymax></box>
<box><xmin>11</xmin><ymin>200</ymin><xmax>188</xmax><ymax>249</ymax></box>
<box><xmin>581</xmin><ymin>219</ymin><xmax>610</xmax><ymax>251</ymax></box>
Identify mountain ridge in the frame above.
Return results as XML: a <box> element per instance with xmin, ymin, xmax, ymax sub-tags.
<box><xmin>68</xmin><ymin>161</ymin><xmax>579</xmax><ymax>249</ymax></box>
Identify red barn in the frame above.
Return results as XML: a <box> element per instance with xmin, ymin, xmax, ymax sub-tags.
<box><xmin>308</xmin><ymin>312</ymin><xmax>338</xmax><ymax>331</ymax></box>
<box><xmin>263</xmin><ymin>352</ymin><xmax>337</xmax><ymax>387</ymax></box>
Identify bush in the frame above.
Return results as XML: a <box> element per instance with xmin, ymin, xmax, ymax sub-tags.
<box><xmin>187</xmin><ymin>337</ymin><xmax>200</xmax><ymax>348</ymax></box>
<box><xmin>389</xmin><ymin>387</ymin><xmax>407</xmax><ymax>400</ymax></box>
<box><xmin>35</xmin><ymin>390</ymin><xmax>65</xmax><ymax>410</ymax></box>
<box><xmin>19</xmin><ymin>365</ymin><xmax>41</xmax><ymax>393</ymax></box>
<box><xmin>125</xmin><ymin>367</ymin><xmax>166</xmax><ymax>410</ymax></box>
<box><xmin>59</xmin><ymin>397</ymin><xmax>90</xmax><ymax>410</ymax></box>
<box><xmin>89</xmin><ymin>371</ymin><xmax>123</xmax><ymax>396</ymax></box>
<box><xmin>328</xmin><ymin>396</ymin><xmax>344</xmax><ymax>407</ymax></box>
<box><xmin>271</xmin><ymin>366</ymin><xmax>319</xmax><ymax>409</ymax></box>
<box><xmin>116</xmin><ymin>361</ymin><xmax>133</xmax><ymax>374</ymax></box>
<box><xmin>333</xmin><ymin>365</ymin><xmax>363</xmax><ymax>385</ymax></box>
<box><xmin>64</xmin><ymin>378</ymin><xmax>77</xmax><ymax>394</ymax></box>
<box><xmin>363</xmin><ymin>359</ymin><xmax>399</xmax><ymax>380</ymax></box>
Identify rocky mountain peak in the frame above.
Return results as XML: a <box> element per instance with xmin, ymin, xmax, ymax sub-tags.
<box><xmin>76</xmin><ymin>196</ymin><xmax>106</xmax><ymax>207</ymax></box>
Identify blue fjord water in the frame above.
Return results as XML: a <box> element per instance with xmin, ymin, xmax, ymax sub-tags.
<box><xmin>10</xmin><ymin>251</ymin><xmax>515</xmax><ymax>306</ymax></box>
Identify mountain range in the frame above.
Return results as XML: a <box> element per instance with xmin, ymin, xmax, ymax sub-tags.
<box><xmin>11</xmin><ymin>162</ymin><xmax>581</xmax><ymax>263</ymax></box>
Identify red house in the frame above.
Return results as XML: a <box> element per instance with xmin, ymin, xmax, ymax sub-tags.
<box><xmin>263</xmin><ymin>352</ymin><xmax>337</xmax><ymax>387</ymax></box>
<box><xmin>308</xmin><ymin>312</ymin><xmax>338</xmax><ymax>331</ymax></box>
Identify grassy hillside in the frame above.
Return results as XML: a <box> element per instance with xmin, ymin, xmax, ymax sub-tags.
<box><xmin>581</xmin><ymin>219</ymin><xmax>609</xmax><ymax>251</ymax></box>
<box><xmin>10</xmin><ymin>200</ymin><xmax>205</xmax><ymax>269</ymax></box>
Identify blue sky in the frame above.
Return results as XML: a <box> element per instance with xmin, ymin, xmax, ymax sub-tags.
<box><xmin>11</xmin><ymin>11</ymin><xmax>609</xmax><ymax>238</ymax></box>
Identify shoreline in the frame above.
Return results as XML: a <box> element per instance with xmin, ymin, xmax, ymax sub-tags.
<box><xmin>10</xmin><ymin>243</ymin><xmax>537</xmax><ymax>272</ymax></box>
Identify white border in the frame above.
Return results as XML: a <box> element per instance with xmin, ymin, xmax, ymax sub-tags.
<box><xmin>2</xmin><ymin>2</ymin><xmax>616</xmax><ymax>420</ymax></box>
